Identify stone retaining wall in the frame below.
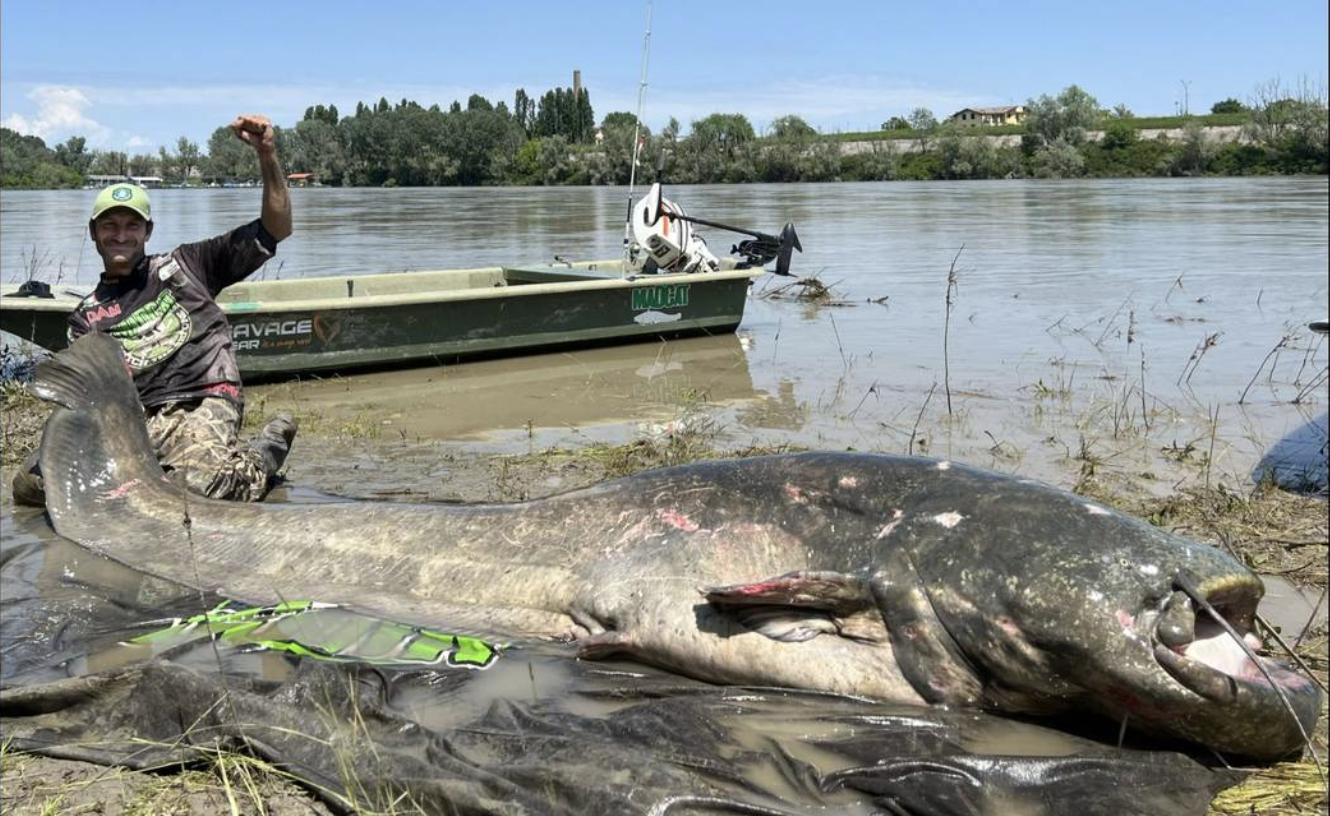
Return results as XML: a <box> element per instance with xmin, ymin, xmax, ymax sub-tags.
<box><xmin>839</xmin><ymin>125</ymin><xmax>1248</xmax><ymax>155</ymax></box>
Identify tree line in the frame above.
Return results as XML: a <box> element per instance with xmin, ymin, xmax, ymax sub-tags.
<box><xmin>2</xmin><ymin>80</ymin><xmax>1325</xmax><ymax>189</ymax></box>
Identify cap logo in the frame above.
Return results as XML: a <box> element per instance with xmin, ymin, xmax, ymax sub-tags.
<box><xmin>112</xmin><ymin>187</ymin><xmax>133</xmax><ymax>202</ymax></box>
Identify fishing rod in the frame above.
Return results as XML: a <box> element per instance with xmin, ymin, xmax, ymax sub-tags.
<box><xmin>622</xmin><ymin>0</ymin><xmax>654</xmax><ymax>270</ymax></box>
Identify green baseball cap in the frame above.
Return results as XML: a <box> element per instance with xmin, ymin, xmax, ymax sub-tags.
<box><xmin>90</xmin><ymin>183</ymin><xmax>152</xmax><ymax>222</ymax></box>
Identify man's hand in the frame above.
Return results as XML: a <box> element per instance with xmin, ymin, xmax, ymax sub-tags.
<box><xmin>230</xmin><ymin>114</ymin><xmax>276</xmax><ymax>155</ymax></box>
<box><xmin>232</xmin><ymin>114</ymin><xmax>292</xmax><ymax>242</ymax></box>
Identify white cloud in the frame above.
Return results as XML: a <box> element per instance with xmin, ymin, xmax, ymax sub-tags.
<box><xmin>1</xmin><ymin>85</ymin><xmax>108</xmax><ymax>142</ymax></box>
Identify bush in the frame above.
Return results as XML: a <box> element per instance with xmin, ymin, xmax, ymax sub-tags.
<box><xmin>1025</xmin><ymin>85</ymin><xmax>1101</xmax><ymax>146</ymax></box>
<box><xmin>1081</xmin><ymin>138</ymin><xmax>1176</xmax><ymax>177</ymax></box>
<box><xmin>1029</xmin><ymin>139</ymin><xmax>1086</xmax><ymax>178</ymax></box>
<box><xmin>840</xmin><ymin>147</ymin><xmax>898</xmax><ymax>181</ymax></box>
<box><xmin>1168</xmin><ymin>123</ymin><xmax>1216</xmax><ymax>176</ymax></box>
<box><xmin>1100</xmin><ymin>119</ymin><xmax>1139</xmax><ymax>150</ymax></box>
<box><xmin>1209</xmin><ymin>143</ymin><xmax>1275</xmax><ymax>175</ymax></box>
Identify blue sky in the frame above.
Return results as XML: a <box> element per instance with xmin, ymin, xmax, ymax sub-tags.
<box><xmin>2</xmin><ymin>1</ymin><xmax>1326</xmax><ymax>152</ymax></box>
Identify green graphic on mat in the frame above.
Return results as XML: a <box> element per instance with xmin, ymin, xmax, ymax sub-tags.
<box><xmin>128</xmin><ymin>600</ymin><xmax>499</xmax><ymax>669</ymax></box>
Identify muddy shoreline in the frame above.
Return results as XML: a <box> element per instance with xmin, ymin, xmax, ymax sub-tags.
<box><xmin>1</xmin><ymin>375</ymin><xmax>1326</xmax><ymax>815</ymax></box>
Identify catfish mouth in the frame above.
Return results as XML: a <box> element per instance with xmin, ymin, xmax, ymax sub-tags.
<box><xmin>1148</xmin><ymin>573</ymin><xmax>1320</xmax><ymax>759</ymax></box>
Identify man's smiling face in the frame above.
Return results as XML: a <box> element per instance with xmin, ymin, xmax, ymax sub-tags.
<box><xmin>91</xmin><ymin>210</ymin><xmax>153</xmax><ymax>278</ymax></box>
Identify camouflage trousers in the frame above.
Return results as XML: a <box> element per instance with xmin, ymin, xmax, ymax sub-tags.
<box><xmin>146</xmin><ymin>397</ymin><xmax>288</xmax><ymax>503</ymax></box>
<box><xmin>12</xmin><ymin>397</ymin><xmax>293</xmax><ymax>506</ymax></box>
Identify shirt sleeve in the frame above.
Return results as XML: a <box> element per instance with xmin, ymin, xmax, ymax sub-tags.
<box><xmin>173</xmin><ymin>219</ymin><xmax>279</xmax><ymax>296</ymax></box>
<box><xmin>66</xmin><ymin>306</ymin><xmax>91</xmax><ymax>343</ymax></box>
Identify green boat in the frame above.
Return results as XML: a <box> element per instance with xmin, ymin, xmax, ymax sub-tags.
<box><xmin>0</xmin><ymin>260</ymin><xmax>765</xmax><ymax>379</ymax></box>
<box><xmin>2</xmin><ymin>185</ymin><xmax>799</xmax><ymax>378</ymax></box>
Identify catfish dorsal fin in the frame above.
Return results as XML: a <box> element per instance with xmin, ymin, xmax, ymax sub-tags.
<box><xmin>702</xmin><ymin>570</ymin><xmax>872</xmax><ymax>614</ymax></box>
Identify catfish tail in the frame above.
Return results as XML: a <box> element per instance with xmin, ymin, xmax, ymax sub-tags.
<box><xmin>33</xmin><ymin>333</ymin><xmax>178</xmax><ymax>545</ymax></box>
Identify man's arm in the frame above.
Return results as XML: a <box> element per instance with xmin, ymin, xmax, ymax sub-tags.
<box><xmin>230</xmin><ymin>114</ymin><xmax>292</xmax><ymax>242</ymax></box>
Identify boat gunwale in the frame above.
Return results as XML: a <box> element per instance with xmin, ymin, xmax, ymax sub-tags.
<box><xmin>0</xmin><ymin>266</ymin><xmax>763</xmax><ymax>316</ymax></box>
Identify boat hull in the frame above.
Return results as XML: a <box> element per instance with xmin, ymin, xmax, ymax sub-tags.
<box><xmin>1</xmin><ymin>261</ymin><xmax>761</xmax><ymax>378</ymax></box>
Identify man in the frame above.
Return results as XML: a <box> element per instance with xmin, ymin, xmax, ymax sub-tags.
<box><xmin>13</xmin><ymin>114</ymin><xmax>297</xmax><ymax>506</ymax></box>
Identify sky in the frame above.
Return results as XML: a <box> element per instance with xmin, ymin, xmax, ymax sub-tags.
<box><xmin>2</xmin><ymin>0</ymin><xmax>1327</xmax><ymax>153</ymax></box>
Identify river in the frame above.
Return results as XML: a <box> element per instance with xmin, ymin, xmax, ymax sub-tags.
<box><xmin>3</xmin><ymin>178</ymin><xmax>1326</xmax><ymax>487</ymax></box>
<box><xmin>2</xmin><ymin>179</ymin><xmax>1326</xmax><ymax>810</ymax></box>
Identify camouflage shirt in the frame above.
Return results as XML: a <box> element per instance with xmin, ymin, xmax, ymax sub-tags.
<box><xmin>68</xmin><ymin>219</ymin><xmax>277</xmax><ymax>408</ymax></box>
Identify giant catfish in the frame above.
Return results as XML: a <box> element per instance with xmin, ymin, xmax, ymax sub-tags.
<box><xmin>30</xmin><ymin>333</ymin><xmax>1322</xmax><ymax>760</ymax></box>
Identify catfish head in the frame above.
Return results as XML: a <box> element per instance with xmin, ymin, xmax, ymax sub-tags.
<box><xmin>872</xmin><ymin>469</ymin><xmax>1321</xmax><ymax>762</ymax></box>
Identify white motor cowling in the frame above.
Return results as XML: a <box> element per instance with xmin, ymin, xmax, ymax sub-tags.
<box><xmin>630</xmin><ymin>184</ymin><xmax>720</xmax><ymax>274</ymax></box>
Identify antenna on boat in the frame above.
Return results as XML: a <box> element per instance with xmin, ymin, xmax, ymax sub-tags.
<box><xmin>622</xmin><ymin>0</ymin><xmax>654</xmax><ymax>274</ymax></box>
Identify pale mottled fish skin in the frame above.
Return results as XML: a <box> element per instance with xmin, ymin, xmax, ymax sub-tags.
<box><xmin>34</xmin><ymin>333</ymin><xmax>1322</xmax><ymax>761</ymax></box>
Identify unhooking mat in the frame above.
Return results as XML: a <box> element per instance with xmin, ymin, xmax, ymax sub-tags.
<box><xmin>1</xmin><ymin>526</ymin><xmax>1241</xmax><ymax>816</ymax></box>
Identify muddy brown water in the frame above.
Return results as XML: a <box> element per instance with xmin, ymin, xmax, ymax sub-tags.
<box><xmin>4</xmin><ymin>179</ymin><xmax>1324</xmax><ymax>481</ymax></box>
<box><xmin>2</xmin><ymin>180</ymin><xmax>1327</xmax><ymax>802</ymax></box>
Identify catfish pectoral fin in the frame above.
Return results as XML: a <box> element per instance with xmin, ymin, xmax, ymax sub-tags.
<box><xmin>703</xmin><ymin>570</ymin><xmax>871</xmax><ymax>614</ymax></box>
<box><xmin>577</xmin><ymin>630</ymin><xmax>638</xmax><ymax>660</ymax></box>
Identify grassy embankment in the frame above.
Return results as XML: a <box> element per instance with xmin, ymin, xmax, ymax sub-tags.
<box><xmin>831</xmin><ymin>112</ymin><xmax>1253</xmax><ymax>142</ymax></box>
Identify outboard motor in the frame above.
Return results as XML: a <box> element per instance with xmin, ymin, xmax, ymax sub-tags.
<box><xmin>628</xmin><ymin>183</ymin><xmax>801</xmax><ymax>276</ymax></box>
<box><xmin>630</xmin><ymin>184</ymin><xmax>721</xmax><ymax>274</ymax></box>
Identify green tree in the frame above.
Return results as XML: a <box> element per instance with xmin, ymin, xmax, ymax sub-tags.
<box><xmin>533</xmin><ymin>89</ymin><xmax>565</xmax><ymax>138</ymax></box>
<box><xmin>907</xmin><ymin>108</ymin><xmax>937</xmax><ymax>131</ymax></box>
<box><xmin>770</xmin><ymin>114</ymin><xmax>816</xmax><ymax>139</ymax></box>
<box><xmin>128</xmin><ymin>153</ymin><xmax>157</xmax><ymax>176</ymax></box>
<box><xmin>290</xmin><ymin>118</ymin><xmax>344</xmax><ymax>183</ymax></box>
<box><xmin>601</xmin><ymin>111</ymin><xmax>640</xmax><ymax>131</ymax></box>
<box><xmin>303</xmin><ymin>104</ymin><xmax>340</xmax><ymax>126</ymax></box>
<box><xmin>88</xmin><ymin>150</ymin><xmax>128</xmax><ymax>177</ymax></box>
<box><xmin>513</xmin><ymin>88</ymin><xmax>535</xmax><ymax>134</ymax></box>
<box><xmin>505</xmin><ymin>138</ymin><xmax>544</xmax><ymax>185</ymax></box>
<box><xmin>1211</xmin><ymin>98</ymin><xmax>1245</xmax><ymax>114</ymax></box>
<box><xmin>841</xmin><ymin>142</ymin><xmax>899</xmax><ymax>180</ymax></box>
<box><xmin>575</xmin><ymin>89</ymin><xmax>595</xmax><ymax>143</ymax></box>
<box><xmin>1100</xmin><ymin>119</ymin><xmax>1139</xmax><ymax>150</ymax></box>
<box><xmin>1</xmin><ymin>127</ymin><xmax>82</xmax><ymax>187</ymax></box>
<box><xmin>1029</xmin><ymin>138</ymin><xmax>1086</xmax><ymax>178</ymax></box>
<box><xmin>1170</xmin><ymin>122</ymin><xmax>1216</xmax><ymax>176</ymax></box>
<box><xmin>1025</xmin><ymin>85</ymin><xmax>1101</xmax><ymax>146</ymax></box>
<box><xmin>1244</xmin><ymin>79</ymin><xmax>1328</xmax><ymax>172</ymax></box>
<box><xmin>674</xmin><ymin>114</ymin><xmax>757</xmax><ymax>182</ymax></box>
<box><xmin>204</xmin><ymin>125</ymin><xmax>259</xmax><ymax>181</ymax></box>
<box><xmin>536</xmin><ymin>134</ymin><xmax>573</xmax><ymax>184</ymax></box>
<box><xmin>158</xmin><ymin>146</ymin><xmax>175</xmax><ymax>182</ymax></box>
<box><xmin>689</xmin><ymin>113</ymin><xmax>755</xmax><ymax>153</ymax></box>
<box><xmin>881</xmin><ymin>116</ymin><xmax>911</xmax><ymax>130</ymax></box>
<box><xmin>935</xmin><ymin>133</ymin><xmax>1014</xmax><ymax>179</ymax></box>
<box><xmin>54</xmin><ymin>136</ymin><xmax>93</xmax><ymax>175</ymax></box>
<box><xmin>176</xmin><ymin>137</ymin><xmax>201</xmax><ymax>181</ymax></box>
<box><xmin>1109</xmin><ymin>103</ymin><xmax>1134</xmax><ymax>119</ymax></box>
<box><xmin>533</xmin><ymin>87</ymin><xmax>595</xmax><ymax>143</ymax></box>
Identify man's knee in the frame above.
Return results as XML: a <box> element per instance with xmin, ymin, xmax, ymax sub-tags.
<box><xmin>150</xmin><ymin>399</ymin><xmax>295</xmax><ymax>503</ymax></box>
